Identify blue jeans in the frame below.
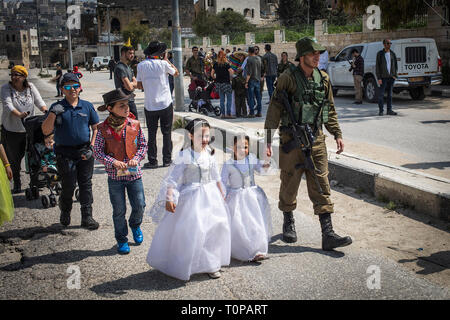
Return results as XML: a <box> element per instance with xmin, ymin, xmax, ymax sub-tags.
<box><xmin>247</xmin><ymin>79</ymin><xmax>262</xmax><ymax>115</ymax></box>
<box><xmin>265</xmin><ymin>75</ymin><xmax>276</xmax><ymax>99</ymax></box>
<box><xmin>220</xmin><ymin>91</ymin><xmax>232</xmax><ymax>116</ymax></box>
<box><xmin>108</xmin><ymin>177</ymin><xmax>146</xmax><ymax>243</ymax></box>
<box><xmin>378</xmin><ymin>78</ymin><xmax>395</xmax><ymax>112</ymax></box>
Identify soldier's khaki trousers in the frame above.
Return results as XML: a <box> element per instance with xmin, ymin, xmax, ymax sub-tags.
<box><xmin>278</xmin><ymin>134</ymin><xmax>334</xmax><ymax>215</ymax></box>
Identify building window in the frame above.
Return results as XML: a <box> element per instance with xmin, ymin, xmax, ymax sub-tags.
<box><xmin>252</xmin><ymin>9</ymin><xmax>255</xmax><ymax>18</ymax></box>
<box><xmin>207</xmin><ymin>0</ymin><xmax>214</xmax><ymax>7</ymax></box>
<box><xmin>23</xmin><ymin>35</ymin><xmax>27</xmax><ymax>42</ymax></box>
<box><xmin>6</xmin><ymin>34</ymin><xmax>9</xmax><ymax>42</ymax></box>
<box><xmin>111</xmin><ymin>18</ymin><xmax>121</xmax><ymax>33</ymax></box>
<box><xmin>12</xmin><ymin>35</ymin><xmax>15</xmax><ymax>42</ymax></box>
<box><xmin>244</xmin><ymin>8</ymin><xmax>251</xmax><ymax>17</ymax></box>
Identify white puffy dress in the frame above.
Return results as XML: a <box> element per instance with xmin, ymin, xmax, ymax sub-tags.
<box><xmin>146</xmin><ymin>148</ymin><xmax>231</xmax><ymax>281</ymax></box>
<box><xmin>221</xmin><ymin>154</ymin><xmax>273</xmax><ymax>262</ymax></box>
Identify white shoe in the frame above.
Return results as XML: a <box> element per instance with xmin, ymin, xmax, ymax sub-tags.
<box><xmin>207</xmin><ymin>271</ymin><xmax>221</xmax><ymax>279</ymax></box>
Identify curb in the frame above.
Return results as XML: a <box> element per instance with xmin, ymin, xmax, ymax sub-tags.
<box><xmin>174</xmin><ymin>112</ymin><xmax>450</xmax><ymax>222</ymax></box>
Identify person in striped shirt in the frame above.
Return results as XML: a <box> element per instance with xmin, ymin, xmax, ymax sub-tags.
<box><xmin>93</xmin><ymin>88</ymin><xmax>148</xmax><ymax>255</ymax></box>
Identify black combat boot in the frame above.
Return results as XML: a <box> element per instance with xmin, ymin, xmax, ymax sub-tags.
<box><xmin>319</xmin><ymin>213</ymin><xmax>352</xmax><ymax>251</ymax></box>
<box><xmin>282</xmin><ymin>211</ymin><xmax>297</xmax><ymax>243</ymax></box>
<box><xmin>59</xmin><ymin>202</ymin><xmax>71</xmax><ymax>227</ymax></box>
<box><xmin>81</xmin><ymin>208</ymin><xmax>99</xmax><ymax>230</ymax></box>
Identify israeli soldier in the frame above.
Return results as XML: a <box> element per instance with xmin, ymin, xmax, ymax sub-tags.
<box><xmin>264</xmin><ymin>37</ymin><xmax>352</xmax><ymax>251</ymax></box>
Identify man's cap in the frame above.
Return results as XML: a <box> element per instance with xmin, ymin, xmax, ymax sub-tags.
<box><xmin>295</xmin><ymin>37</ymin><xmax>326</xmax><ymax>61</ymax></box>
<box><xmin>60</xmin><ymin>73</ymin><xmax>80</xmax><ymax>86</ymax></box>
<box><xmin>144</xmin><ymin>41</ymin><xmax>167</xmax><ymax>56</ymax></box>
<box><xmin>97</xmin><ymin>88</ymin><xmax>135</xmax><ymax>112</ymax></box>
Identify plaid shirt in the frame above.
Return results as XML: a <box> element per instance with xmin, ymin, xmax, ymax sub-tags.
<box><xmin>93</xmin><ymin>123</ymin><xmax>147</xmax><ymax>181</ymax></box>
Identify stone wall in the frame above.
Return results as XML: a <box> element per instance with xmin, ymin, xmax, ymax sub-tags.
<box><xmin>182</xmin><ymin>5</ymin><xmax>450</xmax><ymax>68</ymax></box>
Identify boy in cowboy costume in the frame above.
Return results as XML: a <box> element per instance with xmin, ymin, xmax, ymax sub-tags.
<box><xmin>93</xmin><ymin>88</ymin><xmax>148</xmax><ymax>254</ymax></box>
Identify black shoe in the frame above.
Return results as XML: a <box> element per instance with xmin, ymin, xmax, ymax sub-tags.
<box><xmin>319</xmin><ymin>213</ymin><xmax>352</xmax><ymax>251</ymax></box>
<box><xmin>256</xmin><ymin>113</ymin><xmax>262</xmax><ymax>117</ymax></box>
<box><xmin>387</xmin><ymin>110</ymin><xmax>397</xmax><ymax>115</ymax></box>
<box><xmin>143</xmin><ymin>162</ymin><xmax>158</xmax><ymax>169</ymax></box>
<box><xmin>12</xmin><ymin>182</ymin><xmax>21</xmax><ymax>194</ymax></box>
<box><xmin>163</xmin><ymin>161</ymin><xmax>172</xmax><ymax>167</ymax></box>
<box><xmin>81</xmin><ymin>216</ymin><xmax>99</xmax><ymax>230</ymax></box>
<box><xmin>60</xmin><ymin>211</ymin><xmax>71</xmax><ymax>227</ymax></box>
<box><xmin>282</xmin><ymin>211</ymin><xmax>297</xmax><ymax>243</ymax></box>
<box><xmin>353</xmin><ymin>101</ymin><xmax>362</xmax><ymax>104</ymax></box>
<box><xmin>378</xmin><ymin>111</ymin><xmax>383</xmax><ymax>116</ymax></box>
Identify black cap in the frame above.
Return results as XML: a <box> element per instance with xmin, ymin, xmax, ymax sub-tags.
<box><xmin>60</xmin><ymin>73</ymin><xmax>80</xmax><ymax>86</ymax></box>
<box><xmin>144</xmin><ymin>41</ymin><xmax>167</xmax><ymax>56</ymax></box>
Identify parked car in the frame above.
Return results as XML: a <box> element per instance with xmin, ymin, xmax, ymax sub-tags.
<box><xmin>92</xmin><ymin>56</ymin><xmax>111</xmax><ymax>71</ymax></box>
<box><xmin>327</xmin><ymin>38</ymin><xmax>443</xmax><ymax>102</ymax></box>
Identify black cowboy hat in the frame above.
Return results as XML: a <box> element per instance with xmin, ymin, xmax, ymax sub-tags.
<box><xmin>144</xmin><ymin>41</ymin><xmax>167</xmax><ymax>56</ymax></box>
<box><xmin>97</xmin><ymin>88</ymin><xmax>135</xmax><ymax>112</ymax></box>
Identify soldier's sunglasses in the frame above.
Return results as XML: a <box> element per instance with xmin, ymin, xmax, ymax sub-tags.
<box><xmin>63</xmin><ymin>84</ymin><xmax>81</xmax><ymax>90</ymax></box>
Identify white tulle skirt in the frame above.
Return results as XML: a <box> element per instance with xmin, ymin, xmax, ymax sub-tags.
<box><xmin>146</xmin><ymin>181</ymin><xmax>231</xmax><ymax>281</ymax></box>
<box><xmin>226</xmin><ymin>186</ymin><xmax>273</xmax><ymax>262</ymax></box>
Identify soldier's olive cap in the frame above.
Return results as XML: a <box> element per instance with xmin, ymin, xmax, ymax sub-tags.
<box><xmin>295</xmin><ymin>37</ymin><xmax>326</xmax><ymax>61</ymax></box>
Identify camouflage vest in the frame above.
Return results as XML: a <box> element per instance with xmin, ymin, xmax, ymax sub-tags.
<box><xmin>280</xmin><ymin>65</ymin><xmax>330</xmax><ymax>128</ymax></box>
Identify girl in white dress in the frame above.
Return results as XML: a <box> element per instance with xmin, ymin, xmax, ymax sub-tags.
<box><xmin>221</xmin><ymin>135</ymin><xmax>273</xmax><ymax>262</ymax></box>
<box><xmin>147</xmin><ymin>118</ymin><xmax>231</xmax><ymax>280</ymax></box>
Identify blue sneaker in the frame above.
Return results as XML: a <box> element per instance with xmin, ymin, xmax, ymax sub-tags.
<box><xmin>117</xmin><ymin>242</ymin><xmax>130</xmax><ymax>254</ymax></box>
<box><xmin>131</xmin><ymin>227</ymin><xmax>143</xmax><ymax>245</ymax></box>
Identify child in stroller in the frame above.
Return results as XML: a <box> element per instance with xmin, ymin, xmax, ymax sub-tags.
<box><xmin>188</xmin><ymin>80</ymin><xmax>221</xmax><ymax>117</ymax></box>
<box><xmin>23</xmin><ymin>115</ymin><xmax>78</xmax><ymax>208</ymax></box>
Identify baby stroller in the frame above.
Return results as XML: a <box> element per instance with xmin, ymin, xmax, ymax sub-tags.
<box><xmin>22</xmin><ymin>115</ymin><xmax>79</xmax><ymax>208</ymax></box>
<box><xmin>188</xmin><ymin>80</ymin><xmax>221</xmax><ymax>117</ymax></box>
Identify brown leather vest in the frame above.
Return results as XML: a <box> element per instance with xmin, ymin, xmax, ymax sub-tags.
<box><xmin>98</xmin><ymin>118</ymin><xmax>140</xmax><ymax>161</ymax></box>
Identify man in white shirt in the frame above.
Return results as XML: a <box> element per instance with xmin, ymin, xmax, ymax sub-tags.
<box><xmin>319</xmin><ymin>49</ymin><xmax>329</xmax><ymax>72</ymax></box>
<box><xmin>137</xmin><ymin>41</ymin><xmax>179</xmax><ymax>168</ymax></box>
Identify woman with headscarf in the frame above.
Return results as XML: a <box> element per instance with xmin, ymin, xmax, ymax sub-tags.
<box><xmin>1</xmin><ymin>65</ymin><xmax>48</xmax><ymax>193</ymax></box>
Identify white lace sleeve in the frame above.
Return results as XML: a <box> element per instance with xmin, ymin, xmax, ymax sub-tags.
<box><xmin>147</xmin><ymin>152</ymin><xmax>186</xmax><ymax>223</ymax></box>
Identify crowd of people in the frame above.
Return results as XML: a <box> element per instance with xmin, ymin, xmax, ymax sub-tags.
<box><xmin>1</xmin><ymin>36</ymin><xmax>404</xmax><ymax>281</ymax></box>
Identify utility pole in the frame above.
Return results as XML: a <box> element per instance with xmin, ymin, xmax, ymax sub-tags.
<box><xmin>35</xmin><ymin>0</ymin><xmax>44</xmax><ymax>72</ymax></box>
<box><xmin>65</xmin><ymin>0</ymin><xmax>73</xmax><ymax>70</ymax></box>
<box><xmin>107</xmin><ymin>4</ymin><xmax>112</xmax><ymax>59</ymax></box>
<box><xmin>172</xmin><ymin>0</ymin><xmax>185</xmax><ymax>111</ymax></box>
<box><xmin>307</xmin><ymin>0</ymin><xmax>310</xmax><ymax>27</ymax></box>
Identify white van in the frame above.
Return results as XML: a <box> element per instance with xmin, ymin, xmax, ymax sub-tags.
<box><xmin>327</xmin><ymin>38</ymin><xmax>443</xmax><ymax>102</ymax></box>
<box><xmin>92</xmin><ymin>56</ymin><xmax>111</xmax><ymax>71</ymax></box>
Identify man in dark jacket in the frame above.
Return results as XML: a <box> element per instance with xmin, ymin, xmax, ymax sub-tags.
<box><xmin>376</xmin><ymin>39</ymin><xmax>398</xmax><ymax>116</ymax></box>
<box><xmin>350</xmin><ymin>48</ymin><xmax>364</xmax><ymax>104</ymax></box>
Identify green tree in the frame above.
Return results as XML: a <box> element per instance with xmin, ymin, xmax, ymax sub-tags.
<box><xmin>277</xmin><ymin>0</ymin><xmax>328</xmax><ymax>26</ymax></box>
<box><xmin>339</xmin><ymin>0</ymin><xmax>429</xmax><ymax>30</ymax></box>
<box><xmin>121</xmin><ymin>20</ymin><xmax>151</xmax><ymax>49</ymax></box>
<box><xmin>192</xmin><ymin>10</ymin><xmax>254</xmax><ymax>37</ymax></box>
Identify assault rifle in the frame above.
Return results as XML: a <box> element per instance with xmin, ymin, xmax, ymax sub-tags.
<box><xmin>278</xmin><ymin>90</ymin><xmax>323</xmax><ymax>195</ymax></box>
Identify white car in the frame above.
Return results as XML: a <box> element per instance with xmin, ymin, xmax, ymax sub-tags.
<box><xmin>327</xmin><ymin>38</ymin><xmax>443</xmax><ymax>101</ymax></box>
<box><xmin>92</xmin><ymin>56</ymin><xmax>111</xmax><ymax>71</ymax></box>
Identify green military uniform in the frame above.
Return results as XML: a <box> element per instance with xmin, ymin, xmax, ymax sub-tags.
<box><xmin>265</xmin><ymin>65</ymin><xmax>341</xmax><ymax>215</ymax></box>
<box><xmin>185</xmin><ymin>55</ymin><xmax>204</xmax><ymax>77</ymax></box>
<box><xmin>264</xmin><ymin>37</ymin><xmax>352</xmax><ymax>250</ymax></box>
<box><xmin>277</xmin><ymin>61</ymin><xmax>294</xmax><ymax>78</ymax></box>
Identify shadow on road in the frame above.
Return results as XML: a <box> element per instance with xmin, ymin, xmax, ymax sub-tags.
<box><xmin>268</xmin><ymin>234</ymin><xmax>346</xmax><ymax>258</ymax></box>
<box><xmin>0</xmin><ymin>223</ymin><xmax>65</xmax><ymax>242</ymax></box>
<box><xmin>0</xmin><ymin>246</ymin><xmax>117</xmax><ymax>271</ymax></box>
<box><xmin>398</xmin><ymin>250</ymin><xmax>450</xmax><ymax>275</ymax></box>
<box><xmin>401</xmin><ymin>161</ymin><xmax>450</xmax><ymax>171</ymax></box>
<box><xmin>421</xmin><ymin>120</ymin><xmax>450</xmax><ymax>124</ymax></box>
<box><xmin>89</xmin><ymin>270</ymin><xmax>192</xmax><ymax>297</ymax></box>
